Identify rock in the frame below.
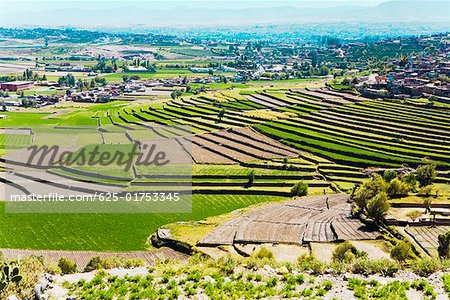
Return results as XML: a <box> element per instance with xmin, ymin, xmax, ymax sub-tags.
<box><xmin>224</xmin><ymin>277</ymin><xmax>231</xmax><ymax>283</ymax></box>
<box><xmin>6</xmin><ymin>295</ymin><xmax>19</xmax><ymax>300</ymax></box>
<box><xmin>343</xmin><ymin>273</ymin><xmax>351</xmax><ymax>281</ymax></box>
<box><xmin>203</xmin><ymin>275</ymin><xmax>215</xmax><ymax>283</ymax></box>
<box><xmin>292</xmin><ymin>270</ymin><xmax>299</xmax><ymax>275</ymax></box>
<box><xmin>264</xmin><ymin>265</ymin><xmax>275</xmax><ymax>273</ymax></box>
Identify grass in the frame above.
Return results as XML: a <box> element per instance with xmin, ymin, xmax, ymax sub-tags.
<box><xmin>0</xmin><ymin>195</ymin><xmax>285</xmax><ymax>251</ymax></box>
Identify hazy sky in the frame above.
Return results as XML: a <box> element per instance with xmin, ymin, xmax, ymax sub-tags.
<box><xmin>0</xmin><ymin>0</ymin><xmax>388</xmax><ymax>13</ymax></box>
<box><xmin>0</xmin><ymin>0</ymin><xmax>446</xmax><ymax>28</ymax></box>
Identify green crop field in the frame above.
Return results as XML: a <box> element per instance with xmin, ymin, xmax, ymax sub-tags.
<box><xmin>0</xmin><ymin>195</ymin><xmax>285</xmax><ymax>251</ymax></box>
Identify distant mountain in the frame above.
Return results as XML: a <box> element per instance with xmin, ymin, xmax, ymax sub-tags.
<box><xmin>0</xmin><ymin>1</ymin><xmax>448</xmax><ymax>27</ymax></box>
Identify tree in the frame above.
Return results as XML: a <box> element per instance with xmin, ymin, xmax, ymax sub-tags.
<box><xmin>42</xmin><ymin>74</ymin><xmax>47</xmax><ymax>81</ymax></box>
<box><xmin>247</xmin><ymin>170</ymin><xmax>255</xmax><ymax>187</ymax></box>
<box><xmin>416</xmin><ymin>164</ymin><xmax>436</xmax><ymax>187</ymax></box>
<box><xmin>291</xmin><ymin>181</ymin><xmax>308</xmax><ymax>197</ymax></box>
<box><xmin>218</xmin><ymin>108</ymin><xmax>225</xmax><ymax>121</ymax></box>
<box><xmin>353</xmin><ymin>174</ymin><xmax>388</xmax><ymax>212</ymax></box>
<box><xmin>309</xmin><ymin>50</ymin><xmax>319</xmax><ymax>67</ymax></box>
<box><xmin>332</xmin><ymin>241</ymin><xmax>361</xmax><ymax>262</ymax></box>
<box><xmin>383</xmin><ymin>170</ymin><xmax>398</xmax><ymax>182</ymax></box>
<box><xmin>438</xmin><ymin>231</ymin><xmax>450</xmax><ymax>259</ymax></box>
<box><xmin>170</xmin><ymin>90</ymin><xmax>182</xmax><ymax>100</ymax></box>
<box><xmin>366</xmin><ymin>192</ymin><xmax>390</xmax><ymax>224</ymax></box>
<box><xmin>423</xmin><ymin>197</ymin><xmax>432</xmax><ymax>214</ymax></box>
<box><xmin>402</xmin><ymin>173</ymin><xmax>417</xmax><ymax>191</ymax></box>
<box><xmin>387</xmin><ymin>178</ymin><xmax>410</xmax><ymax>198</ymax></box>
<box><xmin>390</xmin><ymin>241</ymin><xmax>412</xmax><ymax>262</ymax></box>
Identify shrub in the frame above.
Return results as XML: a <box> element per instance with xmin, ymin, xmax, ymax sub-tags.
<box><xmin>366</xmin><ymin>192</ymin><xmax>390</xmax><ymax>224</ymax></box>
<box><xmin>58</xmin><ymin>257</ymin><xmax>77</xmax><ymax>275</ymax></box>
<box><xmin>217</xmin><ymin>256</ymin><xmax>237</xmax><ymax>275</ymax></box>
<box><xmin>410</xmin><ymin>257</ymin><xmax>440</xmax><ymax>276</ymax></box>
<box><xmin>438</xmin><ymin>231</ymin><xmax>450</xmax><ymax>259</ymax></box>
<box><xmin>332</xmin><ymin>241</ymin><xmax>357</xmax><ymax>262</ymax></box>
<box><xmin>416</xmin><ymin>164</ymin><xmax>436</xmax><ymax>187</ymax></box>
<box><xmin>390</xmin><ymin>241</ymin><xmax>412</xmax><ymax>262</ymax></box>
<box><xmin>351</xmin><ymin>258</ymin><xmax>399</xmax><ymax>276</ymax></box>
<box><xmin>45</xmin><ymin>264</ymin><xmax>62</xmax><ymax>275</ymax></box>
<box><xmin>100</xmin><ymin>256</ymin><xmax>127</xmax><ymax>269</ymax></box>
<box><xmin>84</xmin><ymin>256</ymin><xmax>101</xmax><ymax>272</ymax></box>
<box><xmin>406</xmin><ymin>210</ymin><xmax>422</xmax><ymax>221</ymax></box>
<box><xmin>419</xmin><ymin>185</ymin><xmax>434</xmax><ymax>197</ymax></box>
<box><xmin>383</xmin><ymin>170</ymin><xmax>398</xmax><ymax>182</ymax></box>
<box><xmin>291</xmin><ymin>181</ymin><xmax>308</xmax><ymax>197</ymax></box>
<box><xmin>124</xmin><ymin>258</ymin><xmax>145</xmax><ymax>268</ymax></box>
<box><xmin>252</xmin><ymin>247</ymin><xmax>274</xmax><ymax>260</ymax></box>
<box><xmin>0</xmin><ymin>256</ymin><xmax>45</xmax><ymax>300</ymax></box>
<box><xmin>387</xmin><ymin>178</ymin><xmax>410</xmax><ymax>198</ymax></box>
<box><xmin>443</xmin><ymin>274</ymin><xmax>450</xmax><ymax>295</ymax></box>
<box><xmin>296</xmin><ymin>255</ymin><xmax>326</xmax><ymax>275</ymax></box>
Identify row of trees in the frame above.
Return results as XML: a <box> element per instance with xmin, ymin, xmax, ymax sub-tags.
<box><xmin>352</xmin><ymin>164</ymin><xmax>437</xmax><ymax>224</ymax></box>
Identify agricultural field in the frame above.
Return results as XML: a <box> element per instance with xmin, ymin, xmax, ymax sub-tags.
<box><xmin>0</xmin><ymin>195</ymin><xmax>285</xmax><ymax>251</ymax></box>
<box><xmin>1</xmin><ymin>81</ymin><xmax>449</xmax><ymax>255</ymax></box>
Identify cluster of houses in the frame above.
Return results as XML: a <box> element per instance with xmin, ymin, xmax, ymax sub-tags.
<box><xmin>355</xmin><ymin>46</ymin><xmax>450</xmax><ymax>102</ymax></box>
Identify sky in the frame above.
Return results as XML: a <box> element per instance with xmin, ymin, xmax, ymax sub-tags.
<box><xmin>0</xmin><ymin>0</ymin><xmax>447</xmax><ymax>28</ymax></box>
<box><xmin>0</xmin><ymin>0</ymin><xmax>387</xmax><ymax>13</ymax></box>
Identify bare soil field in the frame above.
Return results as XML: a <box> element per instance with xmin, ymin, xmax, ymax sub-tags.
<box><xmin>404</xmin><ymin>226</ymin><xmax>450</xmax><ymax>255</ymax></box>
<box><xmin>198</xmin><ymin>194</ymin><xmax>380</xmax><ymax>246</ymax></box>
<box><xmin>190</xmin><ymin>128</ymin><xmax>300</xmax><ymax>163</ymax></box>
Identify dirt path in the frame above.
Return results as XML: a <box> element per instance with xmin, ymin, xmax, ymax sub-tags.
<box><xmin>0</xmin><ymin>247</ymin><xmax>186</xmax><ymax>269</ymax></box>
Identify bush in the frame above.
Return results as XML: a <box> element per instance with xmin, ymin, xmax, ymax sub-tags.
<box><xmin>419</xmin><ymin>185</ymin><xmax>434</xmax><ymax>197</ymax></box>
<box><xmin>332</xmin><ymin>241</ymin><xmax>357</xmax><ymax>262</ymax></box>
<box><xmin>351</xmin><ymin>258</ymin><xmax>399</xmax><ymax>276</ymax></box>
<box><xmin>438</xmin><ymin>231</ymin><xmax>450</xmax><ymax>259</ymax></box>
<box><xmin>58</xmin><ymin>257</ymin><xmax>77</xmax><ymax>275</ymax></box>
<box><xmin>387</xmin><ymin>178</ymin><xmax>410</xmax><ymax>198</ymax></box>
<box><xmin>296</xmin><ymin>255</ymin><xmax>326</xmax><ymax>275</ymax></box>
<box><xmin>124</xmin><ymin>258</ymin><xmax>145</xmax><ymax>268</ymax></box>
<box><xmin>410</xmin><ymin>257</ymin><xmax>440</xmax><ymax>276</ymax></box>
<box><xmin>84</xmin><ymin>256</ymin><xmax>101</xmax><ymax>272</ymax></box>
<box><xmin>252</xmin><ymin>247</ymin><xmax>274</xmax><ymax>260</ymax></box>
<box><xmin>402</xmin><ymin>173</ymin><xmax>417</xmax><ymax>191</ymax></box>
<box><xmin>416</xmin><ymin>164</ymin><xmax>436</xmax><ymax>187</ymax></box>
<box><xmin>217</xmin><ymin>256</ymin><xmax>237</xmax><ymax>275</ymax></box>
<box><xmin>0</xmin><ymin>256</ymin><xmax>45</xmax><ymax>299</ymax></box>
<box><xmin>45</xmin><ymin>264</ymin><xmax>62</xmax><ymax>275</ymax></box>
<box><xmin>291</xmin><ymin>181</ymin><xmax>308</xmax><ymax>197</ymax></box>
<box><xmin>383</xmin><ymin>170</ymin><xmax>398</xmax><ymax>182</ymax></box>
<box><xmin>366</xmin><ymin>192</ymin><xmax>390</xmax><ymax>224</ymax></box>
<box><xmin>390</xmin><ymin>241</ymin><xmax>412</xmax><ymax>262</ymax></box>
<box><xmin>406</xmin><ymin>210</ymin><xmax>422</xmax><ymax>221</ymax></box>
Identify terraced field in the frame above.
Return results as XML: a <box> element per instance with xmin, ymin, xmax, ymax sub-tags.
<box><xmin>1</xmin><ymin>85</ymin><xmax>449</xmax><ymax>251</ymax></box>
<box><xmin>405</xmin><ymin>226</ymin><xmax>450</xmax><ymax>256</ymax></box>
<box><xmin>199</xmin><ymin>194</ymin><xmax>380</xmax><ymax>246</ymax></box>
